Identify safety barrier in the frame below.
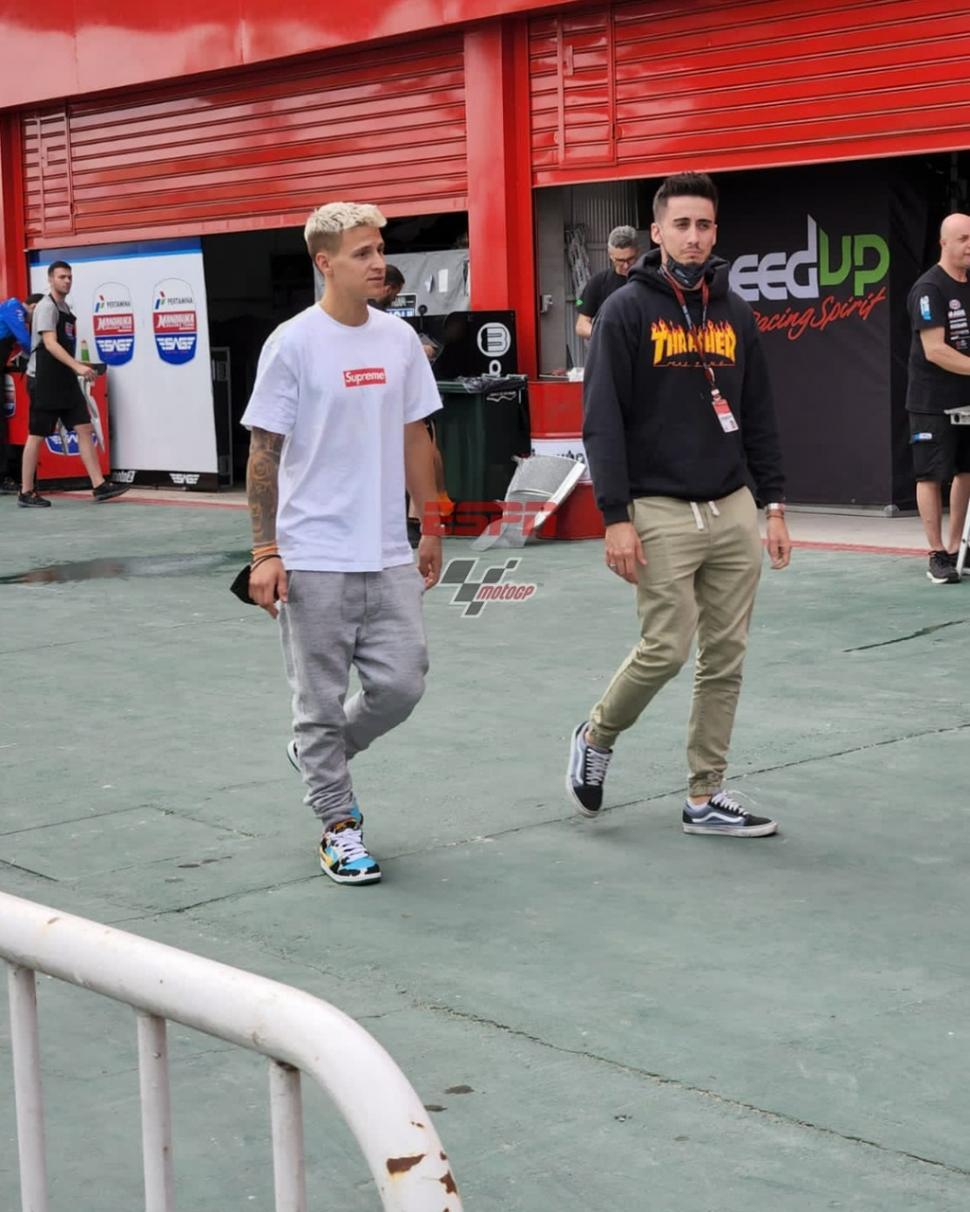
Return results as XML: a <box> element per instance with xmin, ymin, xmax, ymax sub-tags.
<box><xmin>0</xmin><ymin>891</ymin><xmax>462</xmax><ymax>1212</ymax></box>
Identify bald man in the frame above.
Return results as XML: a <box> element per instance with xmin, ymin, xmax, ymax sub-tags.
<box><xmin>905</xmin><ymin>213</ymin><xmax>970</xmax><ymax>584</ymax></box>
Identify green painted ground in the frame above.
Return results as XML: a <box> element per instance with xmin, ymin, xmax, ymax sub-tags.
<box><xmin>2</xmin><ymin>496</ymin><xmax>969</xmax><ymax>1210</ymax></box>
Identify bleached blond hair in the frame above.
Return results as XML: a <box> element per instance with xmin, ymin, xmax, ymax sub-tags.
<box><xmin>304</xmin><ymin>202</ymin><xmax>387</xmax><ymax>257</ymax></box>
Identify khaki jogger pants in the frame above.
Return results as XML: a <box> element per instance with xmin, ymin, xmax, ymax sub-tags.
<box><xmin>586</xmin><ymin>486</ymin><xmax>764</xmax><ymax>798</ymax></box>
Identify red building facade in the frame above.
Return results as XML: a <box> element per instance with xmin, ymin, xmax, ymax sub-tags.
<box><xmin>2</xmin><ymin>0</ymin><xmax>969</xmax><ymax>503</ymax></box>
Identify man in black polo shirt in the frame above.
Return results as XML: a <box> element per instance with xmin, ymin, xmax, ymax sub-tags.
<box><xmin>575</xmin><ymin>225</ymin><xmax>639</xmax><ymax>341</ymax></box>
<box><xmin>906</xmin><ymin>213</ymin><xmax>970</xmax><ymax>583</ymax></box>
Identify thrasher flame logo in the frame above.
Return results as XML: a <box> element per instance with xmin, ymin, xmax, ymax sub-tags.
<box><xmin>650</xmin><ymin>319</ymin><xmax>738</xmax><ymax>367</ymax></box>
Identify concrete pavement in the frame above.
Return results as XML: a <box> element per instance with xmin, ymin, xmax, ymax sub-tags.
<box><xmin>1</xmin><ymin>491</ymin><xmax>968</xmax><ymax>1210</ymax></box>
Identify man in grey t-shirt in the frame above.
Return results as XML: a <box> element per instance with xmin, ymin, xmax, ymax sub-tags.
<box><xmin>19</xmin><ymin>260</ymin><xmax>128</xmax><ymax>507</ymax></box>
<box><xmin>26</xmin><ymin>294</ymin><xmax>70</xmax><ymax>378</ymax></box>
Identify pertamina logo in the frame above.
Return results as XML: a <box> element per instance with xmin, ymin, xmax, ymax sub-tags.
<box><xmin>343</xmin><ymin>367</ymin><xmax>387</xmax><ymax>388</ymax></box>
<box><xmin>729</xmin><ymin>215</ymin><xmax>889</xmax><ymax>342</ymax></box>
<box><xmin>92</xmin><ymin>281</ymin><xmax>135</xmax><ymax>366</ymax></box>
<box><xmin>153</xmin><ymin>278</ymin><xmax>198</xmax><ymax>365</ymax></box>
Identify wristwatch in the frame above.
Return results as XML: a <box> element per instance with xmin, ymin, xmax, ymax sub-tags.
<box><xmin>765</xmin><ymin>502</ymin><xmax>785</xmax><ymax>518</ymax></box>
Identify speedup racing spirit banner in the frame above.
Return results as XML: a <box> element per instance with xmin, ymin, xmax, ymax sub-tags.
<box><xmin>716</xmin><ymin>163</ymin><xmax>893</xmax><ymax>506</ymax></box>
<box><xmin>30</xmin><ymin>239</ymin><xmax>216</xmax><ymax>480</ymax></box>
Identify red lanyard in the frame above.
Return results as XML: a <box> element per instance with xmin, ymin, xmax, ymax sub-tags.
<box><xmin>663</xmin><ymin>270</ymin><xmax>717</xmax><ymax>389</ymax></box>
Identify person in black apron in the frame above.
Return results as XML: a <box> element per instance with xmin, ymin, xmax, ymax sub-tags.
<box><xmin>19</xmin><ymin>260</ymin><xmax>129</xmax><ymax>508</ymax></box>
<box><xmin>0</xmin><ymin>293</ymin><xmax>41</xmax><ymax>492</ymax></box>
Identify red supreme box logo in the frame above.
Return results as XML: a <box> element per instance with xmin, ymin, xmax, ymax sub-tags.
<box><xmin>343</xmin><ymin>367</ymin><xmax>387</xmax><ymax>388</ymax></box>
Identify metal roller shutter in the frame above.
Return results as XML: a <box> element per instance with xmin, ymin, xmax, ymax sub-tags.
<box><xmin>22</xmin><ymin>35</ymin><xmax>467</xmax><ymax>245</ymax></box>
<box><xmin>530</xmin><ymin>0</ymin><xmax>970</xmax><ymax>182</ymax></box>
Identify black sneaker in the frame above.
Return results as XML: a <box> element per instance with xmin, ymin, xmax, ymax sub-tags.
<box><xmin>927</xmin><ymin>550</ymin><xmax>959</xmax><ymax>584</ymax></box>
<box><xmin>682</xmin><ymin>790</ymin><xmax>777</xmax><ymax>837</ymax></box>
<box><xmin>0</xmin><ymin>477</ymin><xmax>19</xmax><ymax>495</ymax></box>
<box><xmin>92</xmin><ymin>481</ymin><xmax>130</xmax><ymax>502</ymax></box>
<box><xmin>566</xmin><ymin>721</ymin><xmax>613</xmax><ymax>817</ymax></box>
<box><xmin>17</xmin><ymin>490</ymin><xmax>51</xmax><ymax>508</ymax></box>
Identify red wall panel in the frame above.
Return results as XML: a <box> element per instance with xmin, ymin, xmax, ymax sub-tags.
<box><xmin>530</xmin><ymin>0</ymin><xmax>970</xmax><ymax>182</ymax></box>
<box><xmin>21</xmin><ymin>37</ymin><xmax>467</xmax><ymax>246</ymax></box>
<box><xmin>0</xmin><ymin>0</ymin><xmax>589</xmax><ymax>110</ymax></box>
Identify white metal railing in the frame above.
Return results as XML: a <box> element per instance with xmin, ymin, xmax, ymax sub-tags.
<box><xmin>0</xmin><ymin>892</ymin><xmax>463</xmax><ymax>1212</ymax></box>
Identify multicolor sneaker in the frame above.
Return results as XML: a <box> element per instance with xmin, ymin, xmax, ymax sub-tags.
<box><xmin>566</xmin><ymin>721</ymin><xmax>613</xmax><ymax>817</ymax></box>
<box><xmin>319</xmin><ymin>810</ymin><xmax>381</xmax><ymax>885</ymax></box>
<box><xmin>682</xmin><ymin>790</ymin><xmax>777</xmax><ymax>837</ymax></box>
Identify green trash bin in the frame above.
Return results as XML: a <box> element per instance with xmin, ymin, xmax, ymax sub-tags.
<box><xmin>434</xmin><ymin>376</ymin><xmax>530</xmax><ymax>505</ymax></box>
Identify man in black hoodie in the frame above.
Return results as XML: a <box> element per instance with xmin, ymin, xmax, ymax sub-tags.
<box><xmin>566</xmin><ymin>171</ymin><xmax>792</xmax><ymax>837</ymax></box>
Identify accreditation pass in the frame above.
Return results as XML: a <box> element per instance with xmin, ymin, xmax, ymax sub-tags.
<box><xmin>711</xmin><ymin>388</ymin><xmax>738</xmax><ymax>434</ymax></box>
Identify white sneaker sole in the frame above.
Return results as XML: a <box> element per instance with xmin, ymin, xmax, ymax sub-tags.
<box><xmin>319</xmin><ymin>858</ymin><xmax>382</xmax><ymax>885</ymax></box>
<box><xmin>683</xmin><ymin>820</ymin><xmax>778</xmax><ymax>837</ymax></box>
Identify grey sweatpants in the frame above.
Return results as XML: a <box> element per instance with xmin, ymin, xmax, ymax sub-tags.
<box><xmin>278</xmin><ymin>564</ymin><xmax>428</xmax><ymax>830</ymax></box>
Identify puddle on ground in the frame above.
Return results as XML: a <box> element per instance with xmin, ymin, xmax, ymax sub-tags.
<box><xmin>0</xmin><ymin>552</ymin><xmax>249</xmax><ymax>585</ymax></box>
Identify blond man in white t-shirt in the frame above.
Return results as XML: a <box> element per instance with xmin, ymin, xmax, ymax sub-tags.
<box><xmin>241</xmin><ymin>202</ymin><xmax>443</xmax><ymax>886</ymax></box>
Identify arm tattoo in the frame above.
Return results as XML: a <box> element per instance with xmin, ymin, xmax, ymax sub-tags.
<box><xmin>246</xmin><ymin>428</ymin><xmax>284</xmax><ymax>546</ymax></box>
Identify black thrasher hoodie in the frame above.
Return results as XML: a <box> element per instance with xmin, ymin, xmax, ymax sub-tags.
<box><xmin>582</xmin><ymin>249</ymin><xmax>785</xmax><ymax>524</ymax></box>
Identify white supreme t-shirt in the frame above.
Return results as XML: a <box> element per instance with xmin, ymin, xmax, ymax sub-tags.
<box><xmin>241</xmin><ymin>305</ymin><xmax>441</xmax><ymax>572</ymax></box>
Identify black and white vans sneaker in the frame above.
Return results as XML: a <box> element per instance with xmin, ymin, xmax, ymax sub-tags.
<box><xmin>682</xmin><ymin>790</ymin><xmax>777</xmax><ymax>837</ymax></box>
<box><xmin>566</xmin><ymin>721</ymin><xmax>613</xmax><ymax>817</ymax></box>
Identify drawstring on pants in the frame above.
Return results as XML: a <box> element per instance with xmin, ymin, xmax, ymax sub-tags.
<box><xmin>689</xmin><ymin>500</ymin><xmax>722</xmax><ymax>531</ymax></box>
